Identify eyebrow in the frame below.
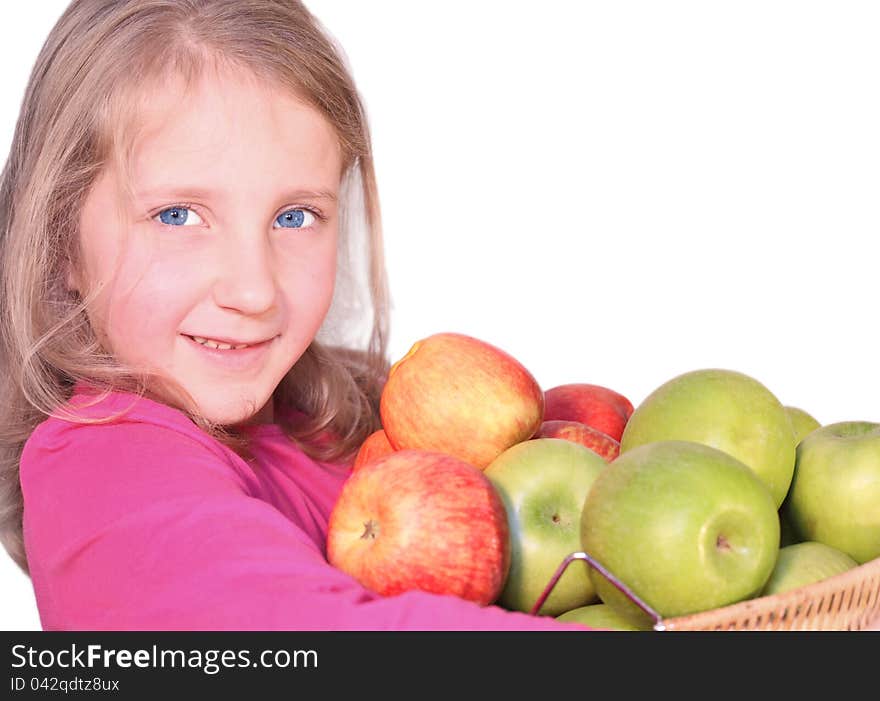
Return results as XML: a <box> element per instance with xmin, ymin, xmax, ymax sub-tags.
<box><xmin>134</xmin><ymin>185</ymin><xmax>338</xmax><ymax>203</ymax></box>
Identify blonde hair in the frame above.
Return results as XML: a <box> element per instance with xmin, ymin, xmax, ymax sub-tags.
<box><xmin>0</xmin><ymin>0</ymin><xmax>391</xmax><ymax>576</ymax></box>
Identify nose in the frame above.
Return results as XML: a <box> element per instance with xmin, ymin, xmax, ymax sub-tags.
<box><xmin>211</xmin><ymin>229</ymin><xmax>279</xmax><ymax>315</ymax></box>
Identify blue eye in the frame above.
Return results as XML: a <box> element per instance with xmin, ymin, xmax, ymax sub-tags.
<box><xmin>153</xmin><ymin>205</ymin><xmax>317</xmax><ymax>229</ymax></box>
<box><xmin>275</xmin><ymin>209</ymin><xmax>316</xmax><ymax>229</ymax></box>
<box><xmin>155</xmin><ymin>206</ymin><xmax>204</xmax><ymax>226</ymax></box>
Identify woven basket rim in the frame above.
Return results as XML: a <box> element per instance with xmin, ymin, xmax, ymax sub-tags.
<box><xmin>658</xmin><ymin>554</ymin><xmax>880</xmax><ymax>631</ymax></box>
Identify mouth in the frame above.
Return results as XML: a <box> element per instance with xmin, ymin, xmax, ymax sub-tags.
<box><xmin>183</xmin><ymin>334</ymin><xmax>274</xmax><ymax>351</ymax></box>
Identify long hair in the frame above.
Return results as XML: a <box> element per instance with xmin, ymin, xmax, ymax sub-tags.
<box><xmin>0</xmin><ymin>0</ymin><xmax>391</xmax><ymax>576</ymax></box>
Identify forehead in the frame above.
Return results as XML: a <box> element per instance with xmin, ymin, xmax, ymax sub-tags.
<box><xmin>120</xmin><ymin>67</ymin><xmax>344</xmax><ymax>190</ymax></box>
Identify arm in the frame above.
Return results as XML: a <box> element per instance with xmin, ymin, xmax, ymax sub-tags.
<box><xmin>20</xmin><ymin>419</ymin><xmax>592</xmax><ymax>631</ymax></box>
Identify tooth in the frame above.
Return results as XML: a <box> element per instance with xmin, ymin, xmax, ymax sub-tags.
<box><xmin>189</xmin><ymin>335</ymin><xmax>250</xmax><ymax>350</ymax></box>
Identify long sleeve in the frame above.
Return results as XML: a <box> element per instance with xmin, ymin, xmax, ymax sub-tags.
<box><xmin>20</xmin><ymin>416</ymin><xmax>591</xmax><ymax>631</ymax></box>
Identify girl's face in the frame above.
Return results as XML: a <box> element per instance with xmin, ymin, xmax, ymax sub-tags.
<box><xmin>71</xmin><ymin>68</ymin><xmax>343</xmax><ymax>426</ymax></box>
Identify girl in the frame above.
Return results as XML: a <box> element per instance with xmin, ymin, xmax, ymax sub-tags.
<box><xmin>0</xmin><ymin>0</ymin><xmax>591</xmax><ymax>631</ymax></box>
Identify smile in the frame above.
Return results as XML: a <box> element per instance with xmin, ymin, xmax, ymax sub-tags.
<box><xmin>182</xmin><ymin>333</ymin><xmax>276</xmax><ymax>371</ymax></box>
<box><xmin>187</xmin><ymin>335</ymin><xmax>254</xmax><ymax>350</ymax></box>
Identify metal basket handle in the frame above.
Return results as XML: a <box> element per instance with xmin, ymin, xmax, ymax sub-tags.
<box><xmin>529</xmin><ymin>550</ymin><xmax>667</xmax><ymax>630</ymax></box>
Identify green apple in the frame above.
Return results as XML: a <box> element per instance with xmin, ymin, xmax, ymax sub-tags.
<box><xmin>581</xmin><ymin>440</ymin><xmax>780</xmax><ymax>628</ymax></box>
<box><xmin>484</xmin><ymin>438</ymin><xmax>607</xmax><ymax>616</ymax></box>
<box><xmin>760</xmin><ymin>541</ymin><xmax>858</xmax><ymax>596</ymax></box>
<box><xmin>620</xmin><ymin>368</ymin><xmax>796</xmax><ymax>507</ymax></box>
<box><xmin>785</xmin><ymin>406</ymin><xmax>821</xmax><ymax>445</ymax></box>
<box><xmin>556</xmin><ymin>603</ymin><xmax>645</xmax><ymax>631</ymax></box>
<box><xmin>782</xmin><ymin>421</ymin><xmax>880</xmax><ymax>564</ymax></box>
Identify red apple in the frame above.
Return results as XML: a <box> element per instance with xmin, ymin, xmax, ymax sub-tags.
<box><xmin>379</xmin><ymin>332</ymin><xmax>544</xmax><ymax>469</ymax></box>
<box><xmin>534</xmin><ymin>420</ymin><xmax>620</xmax><ymax>462</ymax></box>
<box><xmin>352</xmin><ymin>429</ymin><xmax>395</xmax><ymax>472</ymax></box>
<box><xmin>327</xmin><ymin>449</ymin><xmax>510</xmax><ymax>605</ymax></box>
<box><xmin>543</xmin><ymin>383</ymin><xmax>634</xmax><ymax>442</ymax></box>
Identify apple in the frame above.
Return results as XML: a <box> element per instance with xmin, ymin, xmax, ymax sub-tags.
<box><xmin>379</xmin><ymin>332</ymin><xmax>544</xmax><ymax>469</ymax></box>
<box><xmin>484</xmin><ymin>438</ymin><xmax>607</xmax><ymax>616</ymax></box>
<box><xmin>543</xmin><ymin>383</ymin><xmax>634</xmax><ymax>443</ymax></box>
<box><xmin>327</xmin><ymin>449</ymin><xmax>510</xmax><ymax>605</ymax></box>
<box><xmin>352</xmin><ymin>429</ymin><xmax>395</xmax><ymax>472</ymax></box>
<box><xmin>760</xmin><ymin>541</ymin><xmax>858</xmax><ymax>596</ymax></box>
<box><xmin>581</xmin><ymin>440</ymin><xmax>780</xmax><ymax>628</ymax></box>
<box><xmin>781</xmin><ymin>421</ymin><xmax>880</xmax><ymax>564</ymax></box>
<box><xmin>555</xmin><ymin>603</ymin><xmax>645</xmax><ymax>631</ymax></box>
<box><xmin>619</xmin><ymin>368</ymin><xmax>796</xmax><ymax>507</ymax></box>
<box><xmin>533</xmin><ymin>420</ymin><xmax>620</xmax><ymax>462</ymax></box>
<box><xmin>784</xmin><ymin>405</ymin><xmax>821</xmax><ymax>445</ymax></box>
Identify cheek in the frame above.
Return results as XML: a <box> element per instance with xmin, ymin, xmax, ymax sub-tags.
<box><xmin>89</xmin><ymin>257</ymin><xmax>194</xmax><ymax>357</ymax></box>
<box><xmin>312</xmin><ymin>238</ymin><xmax>339</xmax><ymax>320</ymax></box>
<box><xmin>315</xmin><ymin>243</ymin><xmax>339</xmax><ymax>308</ymax></box>
<box><xmin>280</xmin><ymin>231</ymin><xmax>339</xmax><ymax>318</ymax></box>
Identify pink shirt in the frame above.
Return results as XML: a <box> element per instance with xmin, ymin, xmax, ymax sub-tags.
<box><xmin>20</xmin><ymin>383</ymin><xmax>590</xmax><ymax>631</ymax></box>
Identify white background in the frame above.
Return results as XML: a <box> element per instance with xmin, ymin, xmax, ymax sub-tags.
<box><xmin>2</xmin><ymin>1</ymin><xmax>878</xmax><ymax>630</ymax></box>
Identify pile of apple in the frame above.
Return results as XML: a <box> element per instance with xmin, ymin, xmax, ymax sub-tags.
<box><xmin>326</xmin><ymin>332</ymin><xmax>880</xmax><ymax>630</ymax></box>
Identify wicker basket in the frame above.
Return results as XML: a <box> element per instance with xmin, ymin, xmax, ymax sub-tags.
<box><xmin>532</xmin><ymin>551</ymin><xmax>880</xmax><ymax>631</ymax></box>
<box><xmin>659</xmin><ymin>555</ymin><xmax>880</xmax><ymax>631</ymax></box>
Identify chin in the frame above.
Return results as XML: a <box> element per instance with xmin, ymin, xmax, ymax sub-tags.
<box><xmin>194</xmin><ymin>394</ymin><xmax>271</xmax><ymax>427</ymax></box>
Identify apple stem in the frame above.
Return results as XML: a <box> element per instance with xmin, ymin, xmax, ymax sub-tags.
<box><xmin>528</xmin><ymin>551</ymin><xmax>665</xmax><ymax>629</ymax></box>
